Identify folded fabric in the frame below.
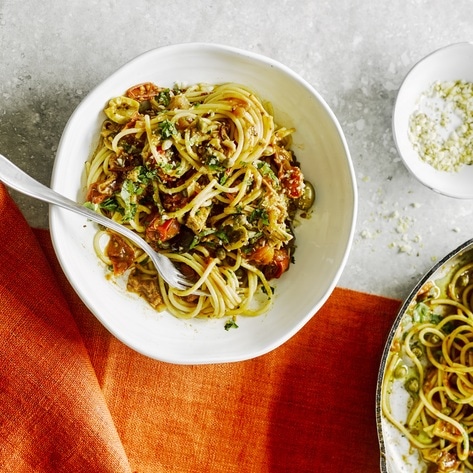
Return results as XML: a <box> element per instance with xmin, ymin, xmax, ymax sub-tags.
<box><xmin>0</xmin><ymin>184</ymin><xmax>131</xmax><ymax>472</ymax></box>
<box><xmin>0</xmin><ymin>183</ymin><xmax>401</xmax><ymax>472</ymax></box>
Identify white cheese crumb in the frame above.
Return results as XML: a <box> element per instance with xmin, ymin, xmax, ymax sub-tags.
<box><xmin>398</xmin><ymin>243</ymin><xmax>412</xmax><ymax>254</ymax></box>
<box><xmin>409</xmin><ymin>80</ymin><xmax>473</xmax><ymax>172</ymax></box>
<box><xmin>395</xmin><ymin>216</ymin><xmax>412</xmax><ymax>234</ymax></box>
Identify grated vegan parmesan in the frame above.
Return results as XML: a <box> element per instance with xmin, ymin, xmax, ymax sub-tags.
<box><xmin>409</xmin><ymin>80</ymin><xmax>473</xmax><ymax>172</ymax></box>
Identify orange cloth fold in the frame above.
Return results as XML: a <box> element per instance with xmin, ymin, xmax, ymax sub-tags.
<box><xmin>0</xmin><ymin>183</ymin><xmax>401</xmax><ymax>472</ymax></box>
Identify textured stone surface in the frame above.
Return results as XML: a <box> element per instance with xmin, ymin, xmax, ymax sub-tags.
<box><xmin>2</xmin><ymin>0</ymin><xmax>473</xmax><ymax>299</ymax></box>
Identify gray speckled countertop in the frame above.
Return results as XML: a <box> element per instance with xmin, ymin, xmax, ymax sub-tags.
<box><xmin>2</xmin><ymin>0</ymin><xmax>473</xmax><ymax>300</ymax></box>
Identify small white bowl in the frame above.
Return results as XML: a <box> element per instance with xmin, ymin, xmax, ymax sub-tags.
<box><xmin>393</xmin><ymin>42</ymin><xmax>473</xmax><ymax>199</ymax></box>
<box><xmin>50</xmin><ymin>43</ymin><xmax>357</xmax><ymax>364</ymax></box>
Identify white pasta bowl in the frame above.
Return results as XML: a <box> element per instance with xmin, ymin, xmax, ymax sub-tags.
<box><xmin>50</xmin><ymin>43</ymin><xmax>357</xmax><ymax>364</ymax></box>
<box><xmin>393</xmin><ymin>42</ymin><xmax>473</xmax><ymax>199</ymax></box>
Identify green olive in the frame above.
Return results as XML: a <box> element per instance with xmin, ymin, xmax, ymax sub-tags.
<box><xmin>297</xmin><ymin>181</ymin><xmax>315</xmax><ymax>211</ymax></box>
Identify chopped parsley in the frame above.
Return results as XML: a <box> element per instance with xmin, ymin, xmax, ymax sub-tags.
<box><xmin>100</xmin><ymin>197</ymin><xmax>119</xmax><ymax>212</ymax></box>
<box><xmin>137</xmin><ymin>166</ymin><xmax>158</xmax><ymax>184</ymax></box>
<box><xmin>257</xmin><ymin>161</ymin><xmax>278</xmax><ymax>184</ymax></box>
<box><xmin>214</xmin><ymin>229</ymin><xmax>230</xmax><ymax>244</ymax></box>
<box><xmin>84</xmin><ymin>198</ymin><xmax>119</xmax><ymax>213</ymax></box>
<box><xmin>83</xmin><ymin>201</ymin><xmax>96</xmax><ymax>211</ymax></box>
<box><xmin>412</xmin><ymin>302</ymin><xmax>442</xmax><ymax>325</ymax></box>
<box><xmin>224</xmin><ymin>318</ymin><xmax>239</xmax><ymax>331</ymax></box>
<box><xmin>261</xmin><ymin>285</ymin><xmax>275</xmax><ymax>296</ymax></box>
<box><xmin>157</xmin><ymin>89</ymin><xmax>171</xmax><ymax>107</ymax></box>
<box><xmin>218</xmin><ymin>173</ymin><xmax>229</xmax><ymax>186</ymax></box>
<box><xmin>189</xmin><ymin>235</ymin><xmax>200</xmax><ymax>250</ymax></box>
<box><xmin>120</xmin><ymin>179</ymin><xmax>140</xmax><ymax>221</ymax></box>
<box><xmin>249</xmin><ymin>208</ymin><xmax>270</xmax><ymax>226</ymax></box>
<box><xmin>158</xmin><ymin>120</ymin><xmax>177</xmax><ymax>139</ymax></box>
<box><xmin>189</xmin><ymin>228</ymin><xmax>217</xmax><ymax>249</ymax></box>
<box><xmin>205</xmin><ymin>154</ymin><xmax>225</xmax><ymax>172</ymax></box>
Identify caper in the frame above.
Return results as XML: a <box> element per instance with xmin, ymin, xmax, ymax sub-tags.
<box><xmin>216</xmin><ymin>247</ymin><xmax>226</xmax><ymax>260</ymax></box>
<box><xmin>411</xmin><ymin>345</ymin><xmax>423</xmax><ymax>359</ymax></box>
<box><xmin>297</xmin><ymin>180</ymin><xmax>315</xmax><ymax>211</ymax></box>
<box><xmin>394</xmin><ymin>363</ymin><xmax>408</xmax><ymax>379</ymax></box>
<box><xmin>405</xmin><ymin>377</ymin><xmax>420</xmax><ymax>394</ymax></box>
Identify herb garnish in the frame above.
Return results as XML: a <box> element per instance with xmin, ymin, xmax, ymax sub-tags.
<box><xmin>157</xmin><ymin>89</ymin><xmax>171</xmax><ymax>107</ymax></box>
<box><xmin>224</xmin><ymin>318</ymin><xmax>239</xmax><ymax>331</ymax></box>
<box><xmin>249</xmin><ymin>208</ymin><xmax>270</xmax><ymax>226</ymax></box>
<box><xmin>158</xmin><ymin>120</ymin><xmax>177</xmax><ymax>139</ymax></box>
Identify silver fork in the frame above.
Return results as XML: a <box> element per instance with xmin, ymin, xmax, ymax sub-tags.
<box><xmin>0</xmin><ymin>153</ymin><xmax>191</xmax><ymax>290</ymax></box>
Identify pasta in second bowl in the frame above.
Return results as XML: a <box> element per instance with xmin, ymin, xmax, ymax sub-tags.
<box><xmin>50</xmin><ymin>43</ymin><xmax>357</xmax><ymax>364</ymax></box>
<box><xmin>377</xmin><ymin>238</ymin><xmax>473</xmax><ymax>472</ymax></box>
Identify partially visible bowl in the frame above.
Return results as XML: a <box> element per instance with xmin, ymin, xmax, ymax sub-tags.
<box><xmin>376</xmin><ymin>237</ymin><xmax>473</xmax><ymax>473</ymax></box>
<box><xmin>393</xmin><ymin>42</ymin><xmax>473</xmax><ymax>199</ymax></box>
<box><xmin>50</xmin><ymin>43</ymin><xmax>357</xmax><ymax>364</ymax></box>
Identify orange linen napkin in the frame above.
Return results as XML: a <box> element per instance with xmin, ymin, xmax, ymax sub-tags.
<box><xmin>0</xmin><ymin>182</ymin><xmax>401</xmax><ymax>473</ymax></box>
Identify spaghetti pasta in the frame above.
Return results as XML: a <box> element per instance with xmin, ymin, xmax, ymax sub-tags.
<box><xmin>84</xmin><ymin>82</ymin><xmax>314</xmax><ymax>321</ymax></box>
<box><xmin>383</xmin><ymin>261</ymin><xmax>473</xmax><ymax>472</ymax></box>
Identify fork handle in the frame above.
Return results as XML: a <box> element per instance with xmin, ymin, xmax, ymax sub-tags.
<box><xmin>0</xmin><ymin>153</ymin><xmax>151</xmax><ymax>263</ymax></box>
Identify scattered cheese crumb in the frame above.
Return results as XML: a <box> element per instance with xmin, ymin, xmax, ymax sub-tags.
<box><xmin>398</xmin><ymin>243</ymin><xmax>412</xmax><ymax>254</ymax></box>
<box><xmin>395</xmin><ymin>216</ymin><xmax>412</xmax><ymax>234</ymax></box>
